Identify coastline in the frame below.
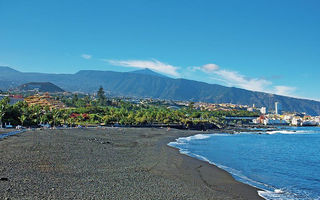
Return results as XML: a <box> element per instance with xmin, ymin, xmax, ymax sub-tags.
<box><xmin>0</xmin><ymin>128</ymin><xmax>263</xmax><ymax>199</ymax></box>
<box><xmin>0</xmin><ymin>129</ymin><xmax>14</xmax><ymax>134</ymax></box>
<box><xmin>167</xmin><ymin>133</ymin><xmax>267</xmax><ymax>199</ymax></box>
<box><xmin>163</xmin><ymin>132</ymin><xmax>264</xmax><ymax>200</ymax></box>
<box><xmin>0</xmin><ymin>129</ymin><xmax>25</xmax><ymax>139</ymax></box>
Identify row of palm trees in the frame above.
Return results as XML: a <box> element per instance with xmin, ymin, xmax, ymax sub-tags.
<box><xmin>0</xmin><ymin>96</ymin><xmax>259</xmax><ymax>128</ymax></box>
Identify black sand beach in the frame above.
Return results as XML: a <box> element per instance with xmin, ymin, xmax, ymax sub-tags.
<box><xmin>0</xmin><ymin>128</ymin><xmax>263</xmax><ymax>199</ymax></box>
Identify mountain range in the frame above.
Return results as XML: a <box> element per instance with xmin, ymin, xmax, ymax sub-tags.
<box><xmin>1</xmin><ymin>66</ymin><xmax>320</xmax><ymax>115</ymax></box>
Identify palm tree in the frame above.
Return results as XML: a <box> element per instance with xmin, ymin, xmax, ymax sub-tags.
<box><xmin>66</xmin><ymin>117</ymin><xmax>74</xmax><ymax>127</ymax></box>
<box><xmin>39</xmin><ymin>114</ymin><xmax>48</xmax><ymax>125</ymax></box>
<box><xmin>19</xmin><ymin>115</ymin><xmax>27</xmax><ymax>126</ymax></box>
<box><xmin>60</xmin><ymin>110</ymin><xmax>69</xmax><ymax>125</ymax></box>
<box><xmin>52</xmin><ymin>109</ymin><xmax>62</xmax><ymax>127</ymax></box>
<box><xmin>0</xmin><ymin>104</ymin><xmax>5</xmax><ymax>128</ymax></box>
<box><xmin>0</xmin><ymin>97</ymin><xmax>9</xmax><ymax>128</ymax></box>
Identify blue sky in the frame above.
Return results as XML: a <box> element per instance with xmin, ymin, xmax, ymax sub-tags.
<box><xmin>0</xmin><ymin>0</ymin><xmax>319</xmax><ymax>100</ymax></box>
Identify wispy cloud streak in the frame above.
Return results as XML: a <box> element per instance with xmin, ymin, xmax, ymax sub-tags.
<box><xmin>193</xmin><ymin>63</ymin><xmax>297</xmax><ymax>96</ymax></box>
<box><xmin>274</xmin><ymin>86</ymin><xmax>297</xmax><ymax>96</ymax></box>
<box><xmin>81</xmin><ymin>54</ymin><xmax>92</xmax><ymax>59</ymax></box>
<box><xmin>105</xmin><ymin>59</ymin><xmax>180</xmax><ymax>77</ymax></box>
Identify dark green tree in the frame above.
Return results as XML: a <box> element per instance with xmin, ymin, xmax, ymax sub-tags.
<box><xmin>97</xmin><ymin>86</ymin><xmax>106</xmax><ymax>106</ymax></box>
<box><xmin>0</xmin><ymin>97</ymin><xmax>10</xmax><ymax>128</ymax></box>
<box><xmin>72</xmin><ymin>94</ymin><xmax>79</xmax><ymax>106</ymax></box>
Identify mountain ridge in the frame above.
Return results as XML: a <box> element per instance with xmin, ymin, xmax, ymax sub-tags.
<box><xmin>130</xmin><ymin>68</ymin><xmax>167</xmax><ymax>78</ymax></box>
<box><xmin>0</xmin><ymin>66</ymin><xmax>320</xmax><ymax>115</ymax></box>
<box><xmin>15</xmin><ymin>82</ymin><xmax>65</xmax><ymax>93</ymax></box>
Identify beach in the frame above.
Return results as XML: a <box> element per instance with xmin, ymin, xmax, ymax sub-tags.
<box><xmin>0</xmin><ymin>128</ymin><xmax>262</xmax><ymax>199</ymax></box>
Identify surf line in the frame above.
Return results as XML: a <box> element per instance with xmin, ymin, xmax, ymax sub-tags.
<box><xmin>0</xmin><ymin>130</ymin><xmax>25</xmax><ymax>139</ymax></box>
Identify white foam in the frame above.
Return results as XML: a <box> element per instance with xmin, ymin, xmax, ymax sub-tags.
<box><xmin>258</xmin><ymin>188</ymin><xmax>304</xmax><ymax>200</ymax></box>
<box><xmin>183</xmin><ymin>134</ymin><xmax>211</xmax><ymax>140</ymax></box>
<box><xmin>210</xmin><ymin>133</ymin><xmax>233</xmax><ymax>136</ymax></box>
<box><xmin>191</xmin><ymin>153</ymin><xmax>212</xmax><ymax>163</ymax></box>
<box><xmin>274</xmin><ymin>189</ymin><xmax>284</xmax><ymax>194</ymax></box>
<box><xmin>266</xmin><ymin>130</ymin><xmax>312</xmax><ymax>135</ymax></box>
<box><xmin>258</xmin><ymin>190</ymin><xmax>284</xmax><ymax>200</ymax></box>
<box><xmin>179</xmin><ymin>149</ymin><xmax>190</xmax><ymax>155</ymax></box>
<box><xmin>168</xmin><ymin>134</ymin><xmax>212</xmax><ymax>146</ymax></box>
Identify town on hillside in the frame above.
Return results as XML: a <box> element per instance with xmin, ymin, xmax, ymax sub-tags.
<box><xmin>0</xmin><ymin>87</ymin><xmax>319</xmax><ymax>129</ymax></box>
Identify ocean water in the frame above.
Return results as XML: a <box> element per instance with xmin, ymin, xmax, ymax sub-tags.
<box><xmin>0</xmin><ymin>130</ymin><xmax>24</xmax><ymax>139</ymax></box>
<box><xmin>168</xmin><ymin>127</ymin><xmax>320</xmax><ymax>200</ymax></box>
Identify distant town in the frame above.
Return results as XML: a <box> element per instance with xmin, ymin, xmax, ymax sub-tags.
<box><xmin>194</xmin><ymin>101</ymin><xmax>320</xmax><ymax>126</ymax></box>
<box><xmin>0</xmin><ymin>85</ymin><xmax>319</xmax><ymax>129</ymax></box>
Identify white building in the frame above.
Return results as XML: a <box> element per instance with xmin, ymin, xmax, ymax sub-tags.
<box><xmin>291</xmin><ymin>117</ymin><xmax>302</xmax><ymax>126</ymax></box>
<box><xmin>247</xmin><ymin>107</ymin><xmax>254</xmax><ymax>112</ymax></box>
<box><xmin>260</xmin><ymin>107</ymin><xmax>267</xmax><ymax>114</ymax></box>
<box><xmin>314</xmin><ymin>117</ymin><xmax>320</xmax><ymax>123</ymax></box>
<box><xmin>275</xmin><ymin>102</ymin><xmax>282</xmax><ymax>115</ymax></box>
<box><xmin>283</xmin><ymin>115</ymin><xmax>293</xmax><ymax>121</ymax></box>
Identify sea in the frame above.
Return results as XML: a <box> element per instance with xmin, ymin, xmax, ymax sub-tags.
<box><xmin>0</xmin><ymin>130</ymin><xmax>24</xmax><ymax>139</ymax></box>
<box><xmin>168</xmin><ymin>127</ymin><xmax>320</xmax><ymax>200</ymax></box>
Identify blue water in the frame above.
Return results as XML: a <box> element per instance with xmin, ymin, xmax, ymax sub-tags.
<box><xmin>168</xmin><ymin>127</ymin><xmax>320</xmax><ymax>200</ymax></box>
<box><xmin>0</xmin><ymin>130</ymin><xmax>24</xmax><ymax>139</ymax></box>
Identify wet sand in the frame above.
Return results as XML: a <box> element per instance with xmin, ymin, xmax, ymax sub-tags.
<box><xmin>0</xmin><ymin>128</ymin><xmax>263</xmax><ymax>199</ymax></box>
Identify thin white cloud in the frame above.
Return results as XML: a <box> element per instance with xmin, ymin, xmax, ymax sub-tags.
<box><xmin>214</xmin><ymin>69</ymin><xmax>272</xmax><ymax>92</ymax></box>
<box><xmin>274</xmin><ymin>85</ymin><xmax>297</xmax><ymax>96</ymax></box>
<box><xmin>190</xmin><ymin>64</ymin><xmax>219</xmax><ymax>73</ymax></box>
<box><xmin>81</xmin><ymin>54</ymin><xmax>92</xmax><ymax>60</ymax></box>
<box><xmin>202</xmin><ymin>64</ymin><xmax>219</xmax><ymax>73</ymax></box>
<box><xmin>105</xmin><ymin>59</ymin><xmax>180</xmax><ymax>77</ymax></box>
<box><xmin>193</xmin><ymin>63</ymin><xmax>297</xmax><ymax>96</ymax></box>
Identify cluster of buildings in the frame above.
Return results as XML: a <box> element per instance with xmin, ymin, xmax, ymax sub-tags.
<box><xmin>0</xmin><ymin>93</ymin><xmax>66</xmax><ymax>110</ymax></box>
<box><xmin>252</xmin><ymin>102</ymin><xmax>320</xmax><ymax>126</ymax></box>
<box><xmin>194</xmin><ymin>102</ymin><xmax>249</xmax><ymax>111</ymax></box>
<box><xmin>24</xmin><ymin>93</ymin><xmax>65</xmax><ymax>110</ymax></box>
<box><xmin>0</xmin><ymin>94</ymin><xmax>24</xmax><ymax>104</ymax></box>
<box><xmin>122</xmin><ymin>97</ymin><xmax>189</xmax><ymax>108</ymax></box>
<box><xmin>253</xmin><ymin>114</ymin><xmax>320</xmax><ymax>126</ymax></box>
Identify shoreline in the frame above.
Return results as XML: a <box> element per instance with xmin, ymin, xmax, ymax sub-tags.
<box><xmin>166</xmin><ymin>145</ymin><xmax>264</xmax><ymax>199</ymax></box>
<box><xmin>162</xmin><ymin>131</ymin><xmax>264</xmax><ymax>200</ymax></box>
<box><xmin>167</xmin><ymin>133</ymin><xmax>266</xmax><ymax>199</ymax></box>
<box><xmin>0</xmin><ymin>127</ymin><xmax>263</xmax><ymax>199</ymax></box>
<box><xmin>0</xmin><ymin>129</ymin><xmax>25</xmax><ymax>139</ymax></box>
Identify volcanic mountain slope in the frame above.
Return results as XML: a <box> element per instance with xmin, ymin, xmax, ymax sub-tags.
<box><xmin>1</xmin><ymin>66</ymin><xmax>320</xmax><ymax>115</ymax></box>
<box><xmin>16</xmin><ymin>82</ymin><xmax>65</xmax><ymax>93</ymax></box>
